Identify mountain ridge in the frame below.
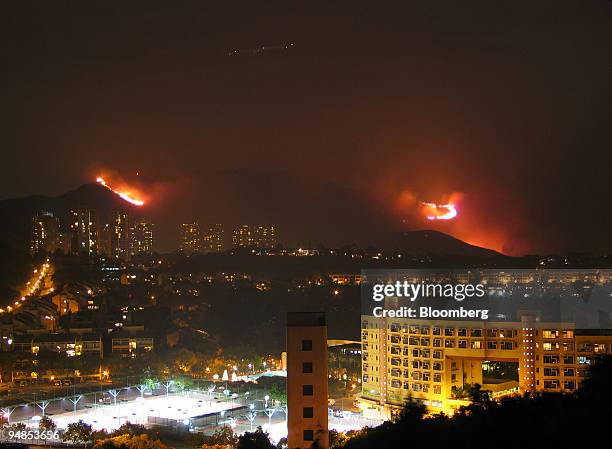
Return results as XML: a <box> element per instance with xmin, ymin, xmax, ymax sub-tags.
<box><xmin>381</xmin><ymin>230</ymin><xmax>503</xmax><ymax>257</ymax></box>
<box><xmin>0</xmin><ymin>183</ymin><xmax>139</xmax><ymax>251</ymax></box>
<box><xmin>0</xmin><ymin>183</ymin><xmax>501</xmax><ymax>258</ymax></box>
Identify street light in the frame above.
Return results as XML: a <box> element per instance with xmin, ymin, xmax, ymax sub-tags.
<box><xmin>68</xmin><ymin>395</ymin><xmax>83</xmax><ymax>416</ymax></box>
<box><xmin>1</xmin><ymin>407</ymin><xmax>14</xmax><ymax>424</ymax></box>
<box><xmin>247</xmin><ymin>404</ymin><xmax>257</xmax><ymax>431</ymax></box>
<box><xmin>36</xmin><ymin>400</ymin><xmax>50</xmax><ymax>417</ymax></box>
<box><xmin>136</xmin><ymin>384</ymin><xmax>146</xmax><ymax>398</ymax></box>
<box><xmin>264</xmin><ymin>406</ymin><xmax>276</xmax><ymax>427</ymax></box>
<box><xmin>163</xmin><ymin>381</ymin><xmax>173</xmax><ymax>397</ymax></box>
<box><xmin>108</xmin><ymin>389</ymin><xmax>119</xmax><ymax>406</ymax></box>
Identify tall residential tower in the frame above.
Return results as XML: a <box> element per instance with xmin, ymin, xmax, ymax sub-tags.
<box><xmin>69</xmin><ymin>208</ymin><xmax>99</xmax><ymax>256</ymax></box>
<box><xmin>202</xmin><ymin>224</ymin><xmax>224</xmax><ymax>253</ymax></box>
<box><xmin>180</xmin><ymin>222</ymin><xmax>201</xmax><ymax>254</ymax></box>
<box><xmin>130</xmin><ymin>219</ymin><xmax>154</xmax><ymax>255</ymax></box>
<box><xmin>30</xmin><ymin>211</ymin><xmax>60</xmax><ymax>255</ymax></box>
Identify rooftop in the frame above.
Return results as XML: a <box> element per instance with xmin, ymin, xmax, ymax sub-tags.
<box><xmin>287</xmin><ymin>311</ymin><xmax>326</xmax><ymax>327</ymax></box>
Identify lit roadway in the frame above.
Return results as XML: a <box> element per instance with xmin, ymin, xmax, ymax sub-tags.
<box><xmin>0</xmin><ymin>258</ymin><xmax>54</xmax><ymax>315</ymax></box>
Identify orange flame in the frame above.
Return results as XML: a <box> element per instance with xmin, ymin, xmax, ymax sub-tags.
<box><xmin>96</xmin><ymin>176</ymin><xmax>145</xmax><ymax>206</ymax></box>
<box><xmin>420</xmin><ymin>201</ymin><xmax>458</xmax><ymax>220</ymax></box>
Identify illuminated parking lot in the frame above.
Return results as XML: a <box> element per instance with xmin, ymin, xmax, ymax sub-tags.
<box><xmin>9</xmin><ymin>389</ymin><xmax>382</xmax><ymax>444</ymax></box>
<box><xmin>25</xmin><ymin>391</ymin><xmax>239</xmax><ymax>432</ymax></box>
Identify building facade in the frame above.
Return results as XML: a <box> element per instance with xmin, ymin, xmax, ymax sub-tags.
<box><xmin>180</xmin><ymin>222</ymin><xmax>201</xmax><ymax>254</ymax></box>
<box><xmin>111</xmin><ymin>211</ymin><xmax>130</xmax><ymax>260</ymax></box>
<box><xmin>69</xmin><ymin>208</ymin><xmax>99</xmax><ymax>256</ymax></box>
<box><xmin>252</xmin><ymin>226</ymin><xmax>277</xmax><ymax>248</ymax></box>
<box><xmin>232</xmin><ymin>225</ymin><xmax>251</xmax><ymax>248</ymax></box>
<box><xmin>98</xmin><ymin>223</ymin><xmax>112</xmax><ymax>258</ymax></box>
<box><xmin>130</xmin><ymin>219</ymin><xmax>154</xmax><ymax>255</ymax></box>
<box><xmin>359</xmin><ymin>316</ymin><xmax>612</xmax><ymax>417</ymax></box>
<box><xmin>12</xmin><ymin>333</ymin><xmax>103</xmax><ymax>358</ymax></box>
<box><xmin>287</xmin><ymin>312</ymin><xmax>329</xmax><ymax>449</ymax></box>
<box><xmin>111</xmin><ymin>332</ymin><xmax>154</xmax><ymax>357</ymax></box>
<box><xmin>202</xmin><ymin>223</ymin><xmax>224</xmax><ymax>253</ymax></box>
<box><xmin>30</xmin><ymin>211</ymin><xmax>60</xmax><ymax>255</ymax></box>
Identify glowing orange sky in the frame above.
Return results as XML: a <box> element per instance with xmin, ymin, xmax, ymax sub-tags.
<box><xmin>391</xmin><ymin>188</ymin><xmax>529</xmax><ymax>255</ymax></box>
<box><xmin>95</xmin><ymin>174</ymin><xmax>146</xmax><ymax>206</ymax></box>
<box><xmin>420</xmin><ymin>202</ymin><xmax>458</xmax><ymax>220</ymax></box>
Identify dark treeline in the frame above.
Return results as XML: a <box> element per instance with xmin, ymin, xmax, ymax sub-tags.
<box><xmin>341</xmin><ymin>356</ymin><xmax>612</xmax><ymax>449</ymax></box>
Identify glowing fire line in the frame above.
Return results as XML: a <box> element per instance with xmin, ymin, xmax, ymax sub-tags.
<box><xmin>421</xmin><ymin>202</ymin><xmax>457</xmax><ymax>220</ymax></box>
<box><xmin>96</xmin><ymin>177</ymin><xmax>144</xmax><ymax>206</ymax></box>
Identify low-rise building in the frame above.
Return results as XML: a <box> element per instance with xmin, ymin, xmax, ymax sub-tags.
<box><xmin>110</xmin><ymin>327</ymin><xmax>154</xmax><ymax>357</ymax></box>
<box><xmin>11</xmin><ymin>332</ymin><xmax>103</xmax><ymax>358</ymax></box>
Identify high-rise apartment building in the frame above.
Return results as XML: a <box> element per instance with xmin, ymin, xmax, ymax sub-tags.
<box><xmin>98</xmin><ymin>223</ymin><xmax>112</xmax><ymax>258</ymax></box>
<box><xmin>111</xmin><ymin>211</ymin><xmax>130</xmax><ymax>260</ymax></box>
<box><xmin>232</xmin><ymin>224</ymin><xmax>251</xmax><ymax>248</ymax></box>
<box><xmin>59</xmin><ymin>232</ymin><xmax>72</xmax><ymax>255</ymax></box>
<box><xmin>69</xmin><ymin>209</ymin><xmax>99</xmax><ymax>256</ymax></box>
<box><xmin>30</xmin><ymin>211</ymin><xmax>60</xmax><ymax>254</ymax></box>
<box><xmin>202</xmin><ymin>223</ymin><xmax>224</xmax><ymax>253</ymax></box>
<box><xmin>252</xmin><ymin>226</ymin><xmax>277</xmax><ymax>248</ymax></box>
<box><xmin>180</xmin><ymin>222</ymin><xmax>201</xmax><ymax>254</ymax></box>
<box><xmin>130</xmin><ymin>219</ymin><xmax>154</xmax><ymax>255</ymax></box>
<box><xmin>287</xmin><ymin>312</ymin><xmax>329</xmax><ymax>449</ymax></box>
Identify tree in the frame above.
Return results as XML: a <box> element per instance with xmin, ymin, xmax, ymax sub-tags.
<box><xmin>396</xmin><ymin>396</ymin><xmax>426</xmax><ymax>426</ymax></box>
<box><xmin>341</xmin><ymin>357</ymin><xmax>612</xmax><ymax>449</ymax></box>
<box><xmin>7</xmin><ymin>422</ymin><xmax>26</xmax><ymax>432</ymax></box>
<box><xmin>467</xmin><ymin>383</ymin><xmax>491</xmax><ymax>406</ymax></box>
<box><xmin>143</xmin><ymin>375</ymin><xmax>159</xmax><ymax>391</ymax></box>
<box><xmin>450</xmin><ymin>385</ymin><xmax>469</xmax><ymax>399</ymax></box>
<box><xmin>205</xmin><ymin>426</ymin><xmax>238</xmax><ymax>447</ymax></box>
<box><xmin>578</xmin><ymin>355</ymin><xmax>612</xmax><ymax>401</ymax></box>
<box><xmin>310</xmin><ymin>428</ymin><xmax>329</xmax><ymax>449</ymax></box>
<box><xmin>92</xmin><ymin>429</ymin><xmax>110</xmax><ymax>442</ymax></box>
<box><xmin>268</xmin><ymin>383</ymin><xmax>287</xmax><ymax>404</ymax></box>
<box><xmin>173</xmin><ymin>348</ymin><xmax>198</xmax><ymax>373</ymax></box>
<box><xmin>236</xmin><ymin>426</ymin><xmax>275</xmax><ymax>449</ymax></box>
<box><xmin>174</xmin><ymin>377</ymin><xmax>195</xmax><ymax>391</ymax></box>
<box><xmin>94</xmin><ymin>434</ymin><xmax>170</xmax><ymax>449</ymax></box>
<box><xmin>61</xmin><ymin>420</ymin><xmax>93</xmax><ymax>445</ymax></box>
<box><xmin>328</xmin><ymin>429</ymin><xmax>349</xmax><ymax>448</ymax></box>
<box><xmin>110</xmin><ymin>421</ymin><xmax>147</xmax><ymax>437</ymax></box>
<box><xmin>39</xmin><ymin>415</ymin><xmax>57</xmax><ymax>431</ymax></box>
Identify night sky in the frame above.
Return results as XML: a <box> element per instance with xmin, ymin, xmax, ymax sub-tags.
<box><xmin>1</xmin><ymin>1</ymin><xmax>611</xmax><ymax>254</ymax></box>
